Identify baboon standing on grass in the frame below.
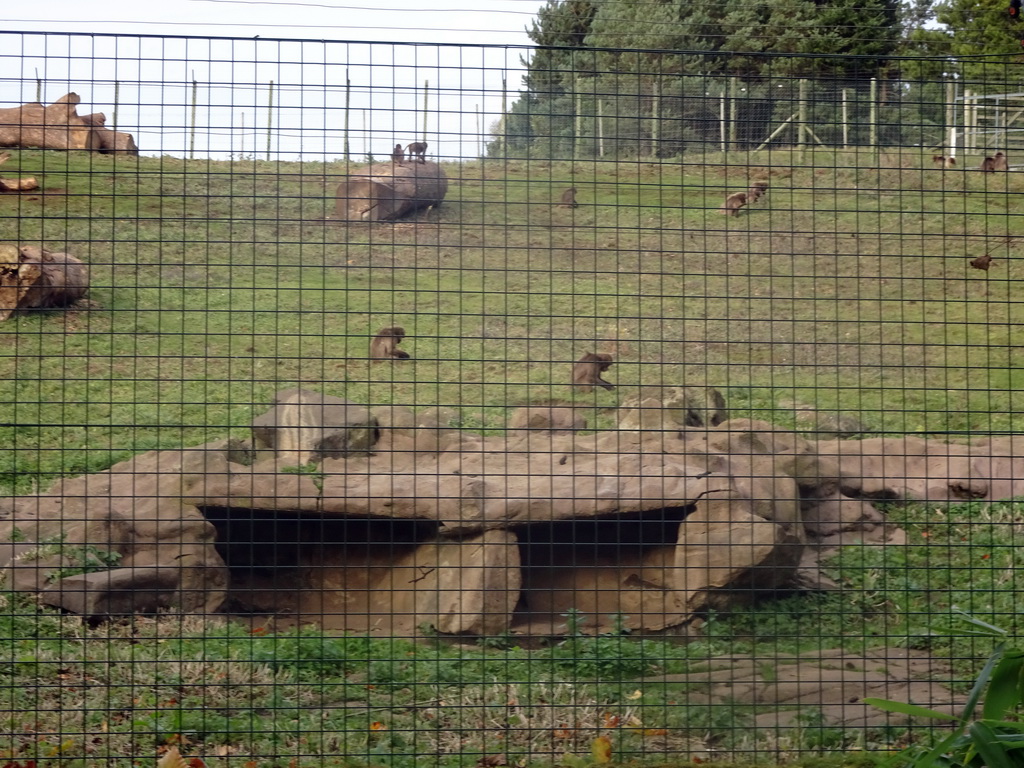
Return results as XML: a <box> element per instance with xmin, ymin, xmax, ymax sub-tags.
<box><xmin>980</xmin><ymin>152</ymin><xmax>1008</xmax><ymax>172</ymax></box>
<box><xmin>747</xmin><ymin>180</ymin><xmax>769</xmax><ymax>204</ymax></box>
<box><xmin>572</xmin><ymin>353</ymin><xmax>614</xmax><ymax>392</ymax></box>
<box><xmin>720</xmin><ymin>191</ymin><xmax>747</xmax><ymax>216</ymax></box>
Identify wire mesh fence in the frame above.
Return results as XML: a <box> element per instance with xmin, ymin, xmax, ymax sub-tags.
<box><xmin>1</xmin><ymin>28</ymin><xmax>1024</xmax><ymax>768</ymax></box>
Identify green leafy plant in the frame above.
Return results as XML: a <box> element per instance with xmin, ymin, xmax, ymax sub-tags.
<box><xmin>865</xmin><ymin>610</ymin><xmax>1024</xmax><ymax>767</ymax></box>
<box><xmin>45</xmin><ymin>544</ymin><xmax>123</xmax><ymax>582</ymax></box>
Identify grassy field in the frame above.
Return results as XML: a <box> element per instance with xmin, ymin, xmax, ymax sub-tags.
<box><xmin>1</xmin><ymin>146</ymin><xmax>1022</xmax><ymax>493</ymax></box>
<box><xmin>1</xmin><ymin>147</ymin><xmax>1023</xmax><ymax>766</ymax></box>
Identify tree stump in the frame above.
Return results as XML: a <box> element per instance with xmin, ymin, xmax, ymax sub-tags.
<box><xmin>0</xmin><ymin>244</ymin><xmax>89</xmax><ymax>321</ymax></box>
<box><xmin>334</xmin><ymin>161</ymin><xmax>448</xmax><ymax>221</ymax></box>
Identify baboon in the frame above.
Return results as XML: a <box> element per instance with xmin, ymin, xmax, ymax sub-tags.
<box><xmin>932</xmin><ymin>154</ymin><xmax>956</xmax><ymax>168</ymax></box>
<box><xmin>720</xmin><ymin>191</ymin><xmax>747</xmax><ymax>216</ymax></box>
<box><xmin>557</xmin><ymin>187</ymin><xmax>579</xmax><ymax>209</ymax></box>
<box><xmin>747</xmin><ymin>180</ymin><xmax>769</xmax><ymax>204</ymax></box>
<box><xmin>391</xmin><ymin>143</ymin><xmax>405</xmax><ymax>166</ymax></box>
<box><xmin>970</xmin><ymin>253</ymin><xmax>994</xmax><ymax>271</ymax></box>
<box><xmin>369</xmin><ymin>326</ymin><xmax>411</xmax><ymax>361</ymax></box>
<box><xmin>572</xmin><ymin>353</ymin><xmax>614</xmax><ymax>392</ymax></box>
<box><xmin>980</xmin><ymin>152</ymin><xmax>1008</xmax><ymax>172</ymax></box>
<box><xmin>406</xmin><ymin>142</ymin><xmax>428</xmax><ymax>163</ymax></box>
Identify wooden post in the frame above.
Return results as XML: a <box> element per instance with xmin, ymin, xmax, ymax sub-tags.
<box><xmin>241</xmin><ymin>111</ymin><xmax>246</xmax><ymax>159</ymax></box>
<box><xmin>500</xmin><ymin>77</ymin><xmax>507</xmax><ymax>165</ymax></box>
<box><xmin>841</xmin><ymin>88</ymin><xmax>849</xmax><ymax>150</ymax></box>
<box><xmin>797</xmin><ymin>79</ymin><xmax>808</xmax><ymax>157</ymax></box>
<box><xmin>189</xmin><ymin>74</ymin><xmax>198</xmax><ymax>160</ymax></box>
<box><xmin>35</xmin><ymin>69</ymin><xmax>41</xmax><ymax>103</ymax></box>
<box><xmin>112</xmin><ymin>80</ymin><xmax>119</xmax><ymax>134</ymax></box>
<box><xmin>869</xmin><ymin>77</ymin><xmax>878</xmax><ymax>154</ymax></box>
<box><xmin>651</xmin><ymin>77</ymin><xmax>661</xmax><ymax>157</ymax></box>
<box><xmin>266</xmin><ymin>80</ymin><xmax>274</xmax><ymax>161</ymax></box>
<box><xmin>729</xmin><ymin>76</ymin><xmax>738</xmax><ymax>151</ymax></box>
<box><xmin>597</xmin><ymin>97</ymin><xmax>604</xmax><ymax>158</ymax></box>
<box><xmin>719</xmin><ymin>90</ymin><xmax>727</xmax><ymax>153</ymax></box>
<box><xmin>343</xmin><ymin>71</ymin><xmax>351</xmax><ymax>159</ymax></box>
<box><xmin>754</xmin><ymin>113</ymin><xmax>797</xmax><ymax>152</ymax></box>
<box><xmin>422</xmin><ymin>79</ymin><xmax>429</xmax><ymax>145</ymax></box>
<box><xmin>945</xmin><ymin>78</ymin><xmax>955</xmax><ymax>152</ymax></box>
<box><xmin>476</xmin><ymin>103</ymin><xmax>482</xmax><ymax>158</ymax></box>
<box><xmin>963</xmin><ymin>89</ymin><xmax>972</xmax><ymax>151</ymax></box>
<box><xmin>574</xmin><ymin>77</ymin><xmax>582</xmax><ymax>160</ymax></box>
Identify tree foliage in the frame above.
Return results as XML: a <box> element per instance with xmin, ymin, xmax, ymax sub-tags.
<box><xmin>492</xmin><ymin>0</ymin><xmax>1015</xmax><ymax>158</ymax></box>
<box><xmin>936</xmin><ymin>0</ymin><xmax>1024</xmax><ymax>84</ymax></box>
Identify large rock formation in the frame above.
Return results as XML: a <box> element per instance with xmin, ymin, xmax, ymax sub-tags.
<box><xmin>4</xmin><ymin>388</ymin><xmax>1023</xmax><ymax>636</ymax></box>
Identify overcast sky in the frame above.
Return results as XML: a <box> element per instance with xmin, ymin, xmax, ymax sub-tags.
<box><xmin>1</xmin><ymin>0</ymin><xmax>547</xmax><ymax>159</ymax></box>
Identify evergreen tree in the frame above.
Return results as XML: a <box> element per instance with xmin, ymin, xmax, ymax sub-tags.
<box><xmin>936</xmin><ymin>0</ymin><xmax>1024</xmax><ymax>85</ymax></box>
<box><xmin>522</xmin><ymin>0</ymin><xmax>597</xmax><ymax>95</ymax></box>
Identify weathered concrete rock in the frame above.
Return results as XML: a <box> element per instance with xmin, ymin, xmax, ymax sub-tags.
<box><xmin>40</xmin><ymin>566</ymin><xmax>182</xmax><ymax>617</ymax></box>
<box><xmin>507</xmin><ymin>406</ymin><xmax>585</xmax><ymax>433</ymax></box>
<box><xmin>251</xmin><ymin>388</ymin><xmax>380</xmax><ymax>465</ymax></box>
<box><xmin>801</xmin><ymin>489</ymin><xmax>886</xmax><ymax>538</ymax></box>
<box><xmin>22</xmin><ymin>387</ymin><xmax>1024</xmax><ymax>636</ymax></box>
<box><xmin>817</xmin><ymin>436</ymin><xmax>1024</xmax><ymax>502</ymax></box>
<box><xmin>0</xmin><ymin>444</ymin><xmax>232</xmax><ymax>615</ymax></box>
<box><xmin>675</xmin><ymin>491</ymin><xmax>804</xmax><ymax>612</ymax></box>
<box><xmin>385</xmin><ymin>530</ymin><xmax>521</xmax><ymax>635</ymax></box>
<box><xmin>618</xmin><ymin>387</ymin><xmax>727</xmax><ymax>431</ymax></box>
<box><xmin>709</xmin><ymin>418</ymin><xmax>815</xmax><ymax>457</ymax></box>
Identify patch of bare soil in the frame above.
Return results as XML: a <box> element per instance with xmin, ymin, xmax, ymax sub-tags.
<box><xmin>639</xmin><ymin>647</ymin><xmax>964</xmax><ymax>730</ymax></box>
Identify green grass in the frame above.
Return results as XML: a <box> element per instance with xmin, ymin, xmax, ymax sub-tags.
<box><xmin>1</xmin><ymin>147</ymin><xmax>1022</xmax><ymax>492</ymax></box>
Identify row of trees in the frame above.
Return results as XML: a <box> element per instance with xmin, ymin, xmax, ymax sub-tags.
<box><xmin>490</xmin><ymin>0</ymin><xmax>1024</xmax><ymax>158</ymax></box>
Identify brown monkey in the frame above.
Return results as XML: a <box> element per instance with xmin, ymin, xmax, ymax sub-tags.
<box><xmin>370</xmin><ymin>326</ymin><xmax>411</xmax><ymax>361</ymax></box>
<box><xmin>557</xmin><ymin>187</ymin><xmax>579</xmax><ymax>209</ymax></box>
<box><xmin>747</xmin><ymin>180</ymin><xmax>769</xmax><ymax>204</ymax></box>
<box><xmin>980</xmin><ymin>152</ymin><xmax>1007</xmax><ymax>172</ymax></box>
<box><xmin>970</xmin><ymin>253</ymin><xmax>994</xmax><ymax>271</ymax></box>
<box><xmin>720</xmin><ymin>191</ymin><xmax>747</xmax><ymax>216</ymax></box>
<box><xmin>391</xmin><ymin>143</ymin><xmax>405</xmax><ymax>166</ymax></box>
<box><xmin>406</xmin><ymin>142</ymin><xmax>428</xmax><ymax>163</ymax></box>
<box><xmin>572</xmin><ymin>353</ymin><xmax>614</xmax><ymax>392</ymax></box>
<box><xmin>932</xmin><ymin>154</ymin><xmax>956</xmax><ymax>168</ymax></box>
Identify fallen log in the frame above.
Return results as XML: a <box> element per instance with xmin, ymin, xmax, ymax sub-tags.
<box><xmin>0</xmin><ymin>95</ymin><xmax>138</xmax><ymax>155</ymax></box>
<box><xmin>0</xmin><ymin>177</ymin><xmax>38</xmax><ymax>192</ymax></box>
<box><xmin>334</xmin><ymin>160</ymin><xmax>447</xmax><ymax>221</ymax></box>
<box><xmin>0</xmin><ymin>93</ymin><xmax>90</xmax><ymax>151</ymax></box>
<box><xmin>82</xmin><ymin>113</ymin><xmax>139</xmax><ymax>155</ymax></box>
<box><xmin>0</xmin><ymin>244</ymin><xmax>89</xmax><ymax>321</ymax></box>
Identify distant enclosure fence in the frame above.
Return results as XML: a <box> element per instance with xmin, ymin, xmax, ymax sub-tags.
<box><xmin>2</xmin><ymin>29</ymin><xmax>1024</xmax><ymax>768</ymax></box>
